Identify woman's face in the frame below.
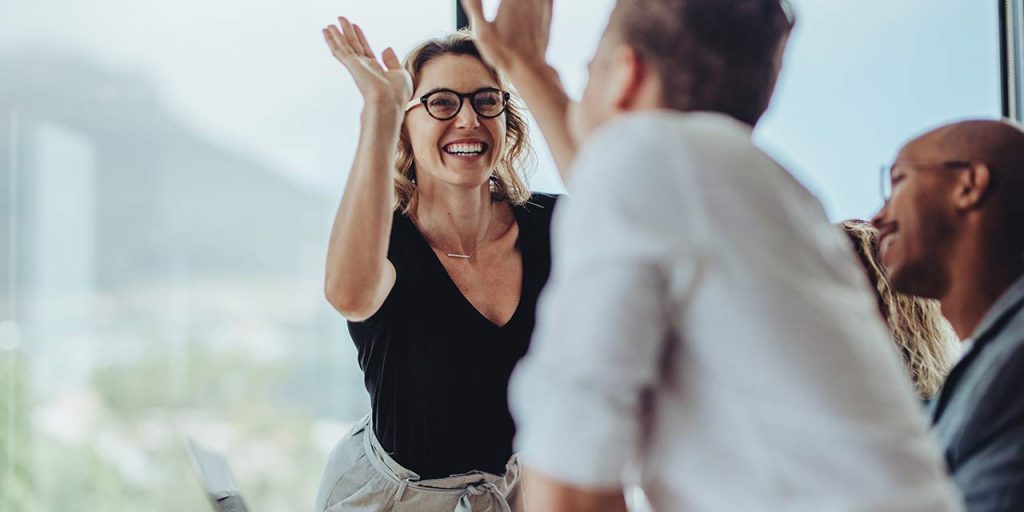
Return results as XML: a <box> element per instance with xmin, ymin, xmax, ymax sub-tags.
<box><xmin>405</xmin><ymin>54</ymin><xmax>507</xmax><ymax>193</ymax></box>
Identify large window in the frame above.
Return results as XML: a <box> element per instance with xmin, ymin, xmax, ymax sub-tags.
<box><xmin>756</xmin><ymin>0</ymin><xmax>1001</xmax><ymax>220</ymax></box>
<box><xmin>524</xmin><ymin>0</ymin><xmax>1002</xmax><ymax>221</ymax></box>
<box><xmin>0</xmin><ymin>0</ymin><xmax>1007</xmax><ymax>509</ymax></box>
<box><xmin>1</xmin><ymin>2</ymin><xmax>452</xmax><ymax>510</ymax></box>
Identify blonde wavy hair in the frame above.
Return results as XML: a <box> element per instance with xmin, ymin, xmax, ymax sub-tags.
<box><xmin>394</xmin><ymin>30</ymin><xmax>534</xmax><ymax>213</ymax></box>
<box><xmin>841</xmin><ymin>220</ymin><xmax>959</xmax><ymax>399</ymax></box>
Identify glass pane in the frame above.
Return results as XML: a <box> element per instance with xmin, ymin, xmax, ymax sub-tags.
<box><xmin>535</xmin><ymin>1</ymin><xmax>1000</xmax><ymax>223</ymax></box>
<box><xmin>523</xmin><ymin>0</ymin><xmax>617</xmax><ymax>194</ymax></box>
<box><xmin>0</xmin><ymin>2</ymin><xmax>451</xmax><ymax>510</ymax></box>
<box><xmin>755</xmin><ymin>0</ymin><xmax>1001</xmax><ymax>220</ymax></box>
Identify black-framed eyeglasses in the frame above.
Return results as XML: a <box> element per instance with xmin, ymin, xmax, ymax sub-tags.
<box><xmin>879</xmin><ymin>160</ymin><xmax>973</xmax><ymax>204</ymax></box>
<box><xmin>405</xmin><ymin>87</ymin><xmax>511</xmax><ymax>121</ymax></box>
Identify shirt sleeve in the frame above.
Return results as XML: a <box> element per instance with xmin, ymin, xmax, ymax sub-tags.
<box><xmin>508</xmin><ymin>116</ymin><xmax>697</xmax><ymax>488</ymax></box>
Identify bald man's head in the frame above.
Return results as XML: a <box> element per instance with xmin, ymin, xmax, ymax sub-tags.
<box><xmin>872</xmin><ymin>119</ymin><xmax>1024</xmax><ymax>299</ymax></box>
<box><xmin>907</xmin><ymin>120</ymin><xmax>1024</xmax><ymax>242</ymax></box>
<box><xmin>906</xmin><ymin>120</ymin><xmax>1024</xmax><ymax>189</ymax></box>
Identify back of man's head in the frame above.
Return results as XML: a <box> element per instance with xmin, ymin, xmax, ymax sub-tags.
<box><xmin>607</xmin><ymin>0</ymin><xmax>794</xmax><ymax>126</ymax></box>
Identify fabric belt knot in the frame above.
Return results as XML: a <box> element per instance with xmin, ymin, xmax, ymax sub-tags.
<box><xmin>453</xmin><ymin>481</ymin><xmax>511</xmax><ymax>512</ymax></box>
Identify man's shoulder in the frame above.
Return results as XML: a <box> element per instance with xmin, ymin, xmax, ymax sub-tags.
<box><xmin>572</xmin><ymin>111</ymin><xmax>761</xmax><ymax>187</ymax></box>
<box><xmin>938</xmin><ymin>308</ymin><xmax>1024</xmax><ymax>437</ymax></box>
<box><xmin>936</xmin><ymin>305</ymin><xmax>1024</xmax><ymax>506</ymax></box>
<box><xmin>583</xmin><ymin>111</ymin><xmax>752</xmax><ymax>152</ymax></box>
<box><xmin>971</xmin><ymin>303</ymin><xmax>1024</xmax><ymax>385</ymax></box>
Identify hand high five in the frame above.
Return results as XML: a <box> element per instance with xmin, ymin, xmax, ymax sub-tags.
<box><xmin>459</xmin><ymin>0</ymin><xmax>553</xmax><ymax>74</ymax></box>
<box><xmin>323</xmin><ymin>17</ymin><xmax>413</xmax><ymax>111</ymax></box>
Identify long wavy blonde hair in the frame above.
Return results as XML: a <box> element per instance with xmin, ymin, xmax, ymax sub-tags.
<box><xmin>394</xmin><ymin>30</ymin><xmax>534</xmax><ymax>213</ymax></box>
<box><xmin>841</xmin><ymin>220</ymin><xmax>959</xmax><ymax>399</ymax></box>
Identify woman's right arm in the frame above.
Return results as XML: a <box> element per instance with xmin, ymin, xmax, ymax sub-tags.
<box><xmin>322</xmin><ymin>17</ymin><xmax>413</xmax><ymax>321</ymax></box>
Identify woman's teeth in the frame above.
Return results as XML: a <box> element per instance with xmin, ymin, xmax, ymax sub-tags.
<box><xmin>444</xmin><ymin>142</ymin><xmax>485</xmax><ymax>155</ymax></box>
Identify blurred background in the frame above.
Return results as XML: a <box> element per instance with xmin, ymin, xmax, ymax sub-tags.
<box><xmin>0</xmin><ymin>0</ymin><xmax>1006</xmax><ymax>510</ymax></box>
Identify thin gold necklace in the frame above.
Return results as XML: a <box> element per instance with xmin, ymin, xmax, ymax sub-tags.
<box><xmin>412</xmin><ymin>202</ymin><xmax>495</xmax><ymax>260</ymax></box>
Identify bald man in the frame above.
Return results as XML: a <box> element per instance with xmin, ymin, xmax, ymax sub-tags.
<box><xmin>873</xmin><ymin>119</ymin><xmax>1024</xmax><ymax>511</ymax></box>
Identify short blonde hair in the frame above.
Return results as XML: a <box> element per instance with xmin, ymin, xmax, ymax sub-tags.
<box><xmin>394</xmin><ymin>30</ymin><xmax>533</xmax><ymax>213</ymax></box>
<box><xmin>841</xmin><ymin>220</ymin><xmax>959</xmax><ymax>399</ymax></box>
<box><xmin>606</xmin><ymin>0</ymin><xmax>794</xmax><ymax>125</ymax></box>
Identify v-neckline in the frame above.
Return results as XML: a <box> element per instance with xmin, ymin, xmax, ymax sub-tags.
<box><xmin>407</xmin><ymin>205</ymin><xmax>527</xmax><ymax>330</ymax></box>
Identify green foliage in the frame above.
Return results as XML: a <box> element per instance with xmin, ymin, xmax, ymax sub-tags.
<box><xmin>0</xmin><ymin>350</ymin><xmax>37</xmax><ymax>512</ymax></box>
<box><xmin>7</xmin><ymin>340</ymin><xmax>361</xmax><ymax>511</ymax></box>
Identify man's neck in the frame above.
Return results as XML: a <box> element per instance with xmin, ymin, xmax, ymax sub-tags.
<box><xmin>941</xmin><ymin>243</ymin><xmax>1024</xmax><ymax>340</ymax></box>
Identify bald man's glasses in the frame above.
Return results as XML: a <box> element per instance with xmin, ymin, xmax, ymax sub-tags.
<box><xmin>879</xmin><ymin>160</ymin><xmax>973</xmax><ymax>204</ymax></box>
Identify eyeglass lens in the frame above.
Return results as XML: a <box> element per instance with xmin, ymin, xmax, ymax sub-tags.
<box><xmin>425</xmin><ymin>89</ymin><xmax>505</xmax><ymax>120</ymax></box>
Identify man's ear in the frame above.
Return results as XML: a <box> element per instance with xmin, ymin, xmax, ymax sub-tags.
<box><xmin>954</xmin><ymin>163</ymin><xmax>993</xmax><ymax>211</ymax></box>
<box><xmin>608</xmin><ymin>45</ymin><xmax>646</xmax><ymax>111</ymax></box>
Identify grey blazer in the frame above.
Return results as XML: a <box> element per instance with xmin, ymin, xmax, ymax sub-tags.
<box><xmin>932</xmin><ymin>276</ymin><xmax>1024</xmax><ymax>512</ymax></box>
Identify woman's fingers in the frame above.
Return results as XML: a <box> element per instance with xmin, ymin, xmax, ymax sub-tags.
<box><xmin>324</xmin><ymin>25</ymin><xmax>351</xmax><ymax>57</ymax></box>
<box><xmin>324</xmin><ymin>19</ymin><xmax>384</xmax><ymax>74</ymax></box>
<box><xmin>324</xmin><ymin>17</ymin><xmax>402</xmax><ymax>103</ymax></box>
<box><xmin>381</xmin><ymin>47</ymin><xmax>401</xmax><ymax>70</ymax></box>
<box><xmin>353</xmin><ymin>24</ymin><xmax>376</xmax><ymax>59</ymax></box>
<box><xmin>338</xmin><ymin>17</ymin><xmax>367</xmax><ymax>56</ymax></box>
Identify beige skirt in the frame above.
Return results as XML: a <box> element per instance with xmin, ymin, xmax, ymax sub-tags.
<box><xmin>314</xmin><ymin>416</ymin><xmax>524</xmax><ymax>512</ymax></box>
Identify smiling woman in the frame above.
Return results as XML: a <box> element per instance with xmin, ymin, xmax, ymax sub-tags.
<box><xmin>317</xmin><ymin>22</ymin><xmax>558</xmax><ymax>512</ymax></box>
<box><xmin>392</xmin><ymin>38</ymin><xmax>534</xmax><ymax>215</ymax></box>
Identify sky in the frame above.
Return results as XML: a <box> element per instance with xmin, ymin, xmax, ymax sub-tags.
<box><xmin>0</xmin><ymin>0</ymin><xmax>1001</xmax><ymax>220</ymax></box>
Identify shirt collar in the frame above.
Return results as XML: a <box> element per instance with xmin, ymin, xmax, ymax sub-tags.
<box><xmin>968</xmin><ymin>274</ymin><xmax>1024</xmax><ymax>343</ymax></box>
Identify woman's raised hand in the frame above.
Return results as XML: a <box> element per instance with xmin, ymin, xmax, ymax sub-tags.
<box><xmin>323</xmin><ymin>17</ymin><xmax>413</xmax><ymax>112</ymax></box>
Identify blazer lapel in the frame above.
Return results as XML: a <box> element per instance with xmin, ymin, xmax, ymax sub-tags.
<box><xmin>931</xmin><ymin>282</ymin><xmax>1024</xmax><ymax>424</ymax></box>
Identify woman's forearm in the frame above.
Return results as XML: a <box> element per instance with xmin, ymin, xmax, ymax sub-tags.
<box><xmin>324</xmin><ymin>103</ymin><xmax>403</xmax><ymax>318</ymax></box>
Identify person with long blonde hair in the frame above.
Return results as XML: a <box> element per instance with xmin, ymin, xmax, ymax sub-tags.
<box><xmin>314</xmin><ymin>20</ymin><xmax>560</xmax><ymax>512</ymax></box>
<box><xmin>841</xmin><ymin>219</ymin><xmax>959</xmax><ymax>399</ymax></box>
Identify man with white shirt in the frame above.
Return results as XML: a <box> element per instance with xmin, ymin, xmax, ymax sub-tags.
<box><xmin>463</xmin><ymin>0</ymin><xmax>962</xmax><ymax>510</ymax></box>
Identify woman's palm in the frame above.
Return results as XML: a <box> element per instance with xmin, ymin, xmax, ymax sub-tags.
<box><xmin>323</xmin><ymin>18</ymin><xmax>412</xmax><ymax>109</ymax></box>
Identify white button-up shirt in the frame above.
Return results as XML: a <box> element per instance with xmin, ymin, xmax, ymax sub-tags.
<box><xmin>509</xmin><ymin>112</ymin><xmax>962</xmax><ymax>511</ymax></box>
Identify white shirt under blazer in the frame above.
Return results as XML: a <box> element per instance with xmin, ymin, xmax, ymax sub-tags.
<box><xmin>509</xmin><ymin>112</ymin><xmax>963</xmax><ymax>511</ymax></box>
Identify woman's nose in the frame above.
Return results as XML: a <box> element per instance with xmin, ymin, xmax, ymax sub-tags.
<box><xmin>454</xmin><ymin>98</ymin><xmax>480</xmax><ymax>128</ymax></box>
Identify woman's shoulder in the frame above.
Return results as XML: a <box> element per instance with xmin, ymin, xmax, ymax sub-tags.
<box><xmin>517</xmin><ymin>193</ymin><xmax>560</xmax><ymax>220</ymax></box>
<box><xmin>388</xmin><ymin>209</ymin><xmax>417</xmax><ymax>238</ymax></box>
<box><xmin>513</xmin><ymin>193</ymin><xmax>561</xmax><ymax>246</ymax></box>
<box><xmin>385</xmin><ymin>210</ymin><xmax>423</xmax><ymax>264</ymax></box>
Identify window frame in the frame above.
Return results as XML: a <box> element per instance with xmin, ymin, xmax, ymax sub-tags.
<box><xmin>1003</xmin><ymin>0</ymin><xmax>1024</xmax><ymax>121</ymax></box>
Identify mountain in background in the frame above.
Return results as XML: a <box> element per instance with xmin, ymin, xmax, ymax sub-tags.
<box><xmin>0</xmin><ymin>46</ymin><xmax>334</xmax><ymax>291</ymax></box>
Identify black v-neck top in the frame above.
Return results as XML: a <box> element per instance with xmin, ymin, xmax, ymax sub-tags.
<box><xmin>348</xmin><ymin>193</ymin><xmax>559</xmax><ymax>479</ymax></box>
